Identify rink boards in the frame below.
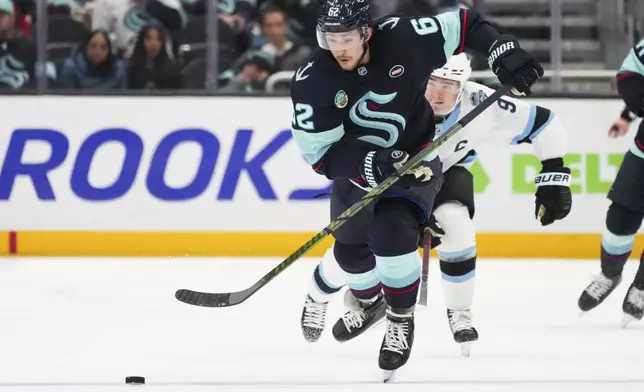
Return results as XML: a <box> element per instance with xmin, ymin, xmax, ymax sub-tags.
<box><xmin>0</xmin><ymin>96</ymin><xmax>641</xmax><ymax>257</ymax></box>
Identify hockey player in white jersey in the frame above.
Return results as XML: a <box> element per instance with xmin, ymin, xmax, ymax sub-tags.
<box><xmin>300</xmin><ymin>53</ymin><xmax>572</xmax><ymax>354</ymax></box>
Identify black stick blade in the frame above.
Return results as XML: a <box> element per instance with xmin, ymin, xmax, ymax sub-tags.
<box><xmin>175</xmin><ymin>289</ymin><xmax>234</xmax><ymax>307</ymax></box>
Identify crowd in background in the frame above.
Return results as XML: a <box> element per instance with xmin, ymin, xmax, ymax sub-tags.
<box><xmin>0</xmin><ymin>0</ymin><xmax>479</xmax><ymax>92</ymax></box>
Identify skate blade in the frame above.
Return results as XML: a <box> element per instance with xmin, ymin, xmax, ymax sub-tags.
<box><xmin>460</xmin><ymin>342</ymin><xmax>473</xmax><ymax>357</ymax></box>
<box><xmin>382</xmin><ymin>370</ymin><xmax>396</xmax><ymax>383</ymax></box>
<box><xmin>621</xmin><ymin>313</ymin><xmax>638</xmax><ymax>328</ymax></box>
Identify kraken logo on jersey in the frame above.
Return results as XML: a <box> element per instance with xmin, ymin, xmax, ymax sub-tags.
<box><xmin>0</xmin><ymin>54</ymin><xmax>29</xmax><ymax>89</ymax></box>
<box><xmin>349</xmin><ymin>91</ymin><xmax>406</xmax><ymax>147</ymax></box>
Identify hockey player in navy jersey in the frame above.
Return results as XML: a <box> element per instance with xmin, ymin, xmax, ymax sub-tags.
<box><xmin>298</xmin><ymin>53</ymin><xmax>571</xmax><ymax>358</ymax></box>
<box><xmin>290</xmin><ymin>0</ymin><xmax>544</xmax><ymax>377</ymax></box>
<box><xmin>578</xmin><ymin>39</ymin><xmax>644</xmax><ymax>326</ymax></box>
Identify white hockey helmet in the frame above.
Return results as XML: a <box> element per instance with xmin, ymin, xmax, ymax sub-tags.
<box><xmin>430</xmin><ymin>53</ymin><xmax>472</xmax><ymax>106</ymax></box>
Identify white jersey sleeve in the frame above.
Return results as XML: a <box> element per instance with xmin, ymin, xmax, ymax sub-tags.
<box><xmin>436</xmin><ymin>81</ymin><xmax>567</xmax><ymax>172</ymax></box>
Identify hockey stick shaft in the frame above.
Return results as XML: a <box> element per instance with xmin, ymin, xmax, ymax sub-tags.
<box><xmin>175</xmin><ymin>84</ymin><xmax>513</xmax><ymax>308</ymax></box>
<box><xmin>418</xmin><ymin>228</ymin><xmax>431</xmax><ymax>307</ymax></box>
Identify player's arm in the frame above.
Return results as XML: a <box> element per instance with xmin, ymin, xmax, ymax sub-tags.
<box><xmin>290</xmin><ymin>91</ymin><xmax>368</xmax><ymax>180</ymax></box>
<box><xmin>290</xmin><ymin>71</ymin><xmax>432</xmax><ymax>187</ymax></box>
<box><xmin>617</xmin><ymin>39</ymin><xmax>644</xmax><ymax>117</ymax></box>
<box><xmin>472</xmin><ymin>83</ymin><xmax>571</xmax><ymax>226</ymax></box>
<box><xmin>389</xmin><ymin>9</ymin><xmax>543</xmax><ymax>94</ymax></box>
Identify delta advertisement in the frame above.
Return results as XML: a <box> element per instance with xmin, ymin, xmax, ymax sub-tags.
<box><xmin>0</xmin><ymin>96</ymin><xmax>638</xmax><ymax>257</ymax></box>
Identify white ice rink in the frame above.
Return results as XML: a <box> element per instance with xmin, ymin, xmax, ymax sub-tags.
<box><xmin>0</xmin><ymin>256</ymin><xmax>643</xmax><ymax>392</ymax></box>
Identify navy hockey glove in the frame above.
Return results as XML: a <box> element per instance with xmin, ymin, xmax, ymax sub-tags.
<box><xmin>534</xmin><ymin>158</ymin><xmax>572</xmax><ymax>226</ymax></box>
<box><xmin>359</xmin><ymin>149</ymin><xmax>433</xmax><ymax>188</ymax></box>
<box><xmin>487</xmin><ymin>36</ymin><xmax>544</xmax><ymax>96</ymax></box>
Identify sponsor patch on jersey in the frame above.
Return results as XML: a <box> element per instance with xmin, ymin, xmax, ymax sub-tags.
<box><xmin>335</xmin><ymin>90</ymin><xmax>348</xmax><ymax>108</ymax></box>
<box><xmin>470</xmin><ymin>90</ymin><xmax>488</xmax><ymax>106</ymax></box>
<box><xmin>389</xmin><ymin>65</ymin><xmax>405</xmax><ymax>78</ymax></box>
<box><xmin>358</xmin><ymin>66</ymin><xmax>368</xmax><ymax>76</ymax></box>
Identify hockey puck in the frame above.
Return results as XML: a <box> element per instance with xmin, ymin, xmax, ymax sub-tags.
<box><xmin>125</xmin><ymin>376</ymin><xmax>145</xmax><ymax>384</ymax></box>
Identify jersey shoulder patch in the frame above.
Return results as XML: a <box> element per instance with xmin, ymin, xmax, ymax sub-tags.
<box><xmin>464</xmin><ymin>81</ymin><xmax>495</xmax><ymax>107</ymax></box>
<box><xmin>469</xmin><ymin>89</ymin><xmax>488</xmax><ymax>107</ymax></box>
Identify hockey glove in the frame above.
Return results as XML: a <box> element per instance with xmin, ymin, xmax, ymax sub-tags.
<box><xmin>359</xmin><ymin>149</ymin><xmax>433</xmax><ymax>188</ymax></box>
<box><xmin>487</xmin><ymin>36</ymin><xmax>544</xmax><ymax>96</ymax></box>
<box><xmin>534</xmin><ymin>158</ymin><xmax>572</xmax><ymax>226</ymax></box>
<box><xmin>418</xmin><ymin>214</ymin><xmax>445</xmax><ymax>249</ymax></box>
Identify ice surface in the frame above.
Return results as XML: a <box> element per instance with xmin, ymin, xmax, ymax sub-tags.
<box><xmin>0</xmin><ymin>257</ymin><xmax>643</xmax><ymax>392</ymax></box>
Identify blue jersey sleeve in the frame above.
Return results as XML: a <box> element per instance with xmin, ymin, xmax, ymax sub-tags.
<box><xmin>618</xmin><ymin>39</ymin><xmax>644</xmax><ymax>78</ymax></box>
<box><xmin>289</xmin><ymin>60</ymin><xmax>371</xmax><ymax>179</ymax></box>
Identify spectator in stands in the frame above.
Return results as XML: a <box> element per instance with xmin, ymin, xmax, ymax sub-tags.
<box><xmin>91</xmin><ymin>0</ymin><xmax>186</xmax><ymax>58</ymax></box>
<box><xmin>48</xmin><ymin>0</ymin><xmax>93</xmax><ymax>24</ymax></box>
<box><xmin>181</xmin><ymin>0</ymin><xmax>256</xmax><ymax>20</ymax></box>
<box><xmin>0</xmin><ymin>0</ymin><xmax>36</xmax><ymax>89</ymax></box>
<box><xmin>254</xmin><ymin>4</ymin><xmax>309</xmax><ymax>71</ymax></box>
<box><xmin>127</xmin><ymin>23</ymin><xmax>182</xmax><ymax>89</ymax></box>
<box><xmin>222</xmin><ymin>49</ymin><xmax>274</xmax><ymax>92</ymax></box>
<box><xmin>12</xmin><ymin>0</ymin><xmax>34</xmax><ymax>37</ymax></box>
<box><xmin>267</xmin><ymin>0</ymin><xmax>318</xmax><ymax>49</ymax></box>
<box><xmin>58</xmin><ymin>29</ymin><xmax>127</xmax><ymax>89</ymax></box>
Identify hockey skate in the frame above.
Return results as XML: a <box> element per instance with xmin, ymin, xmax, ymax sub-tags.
<box><xmin>621</xmin><ymin>281</ymin><xmax>644</xmax><ymax>328</ymax></box>
<box><xmin>301</xmin><ymin>294</ymin><xmax>328</xmax><ymax>342</ymax></box>
<box><xmin>447</xmin><ymin>309</ymin><xmax>478</xmax><ymax>357</ymax></box>
<box><xmin>379</xmin><ymin>309</ymin><xmax>415</xmax><ymax>382</ymax></box>
<box><xmin>332</xmin><ymin>291</ymin><xmax>386</xmax><ymax>342</ymax></box>
<box><xmin>578</xmin><ymin>273</ymin><xmax>622</xmax><ymax>313</ymax></box>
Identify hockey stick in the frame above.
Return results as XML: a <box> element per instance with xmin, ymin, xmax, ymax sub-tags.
<box><xmin>175</xmin><ymin>84</ymin><xmax>513</xmax><ymax>308</ymax></box>
<box><xmin>417</xmin><ymin>228</ymin><xmax>431</xmax><ymax>308</ymax></box>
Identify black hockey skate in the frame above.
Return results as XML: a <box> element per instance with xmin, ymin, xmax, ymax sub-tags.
<box><xmin>332</xmin><ymin>291</ymin><xmax>386</xmax><ymax>342</ymax></box>
<box><xmin>301</xmin><ymin>294</ymin><xmax>328</xmax><ymax>342</ymax></box>
<box><xmin>379</xmin><ymin>309</ymin><xmax>415</xmax><ymax>383</ymax></box>
<box><xmin>622</xmin><ymin>280</ymin><xmax>644</xmax><ymax>328</ymax></box>
<box><xmin>578</xmin><ymin>273</ymin><xmax>622</xmax><ymax>312</ymax></box>
<box><xmin>447</xmin><ymin>309</ymin><xmax>479</xmax><ymax>357</ymax></box>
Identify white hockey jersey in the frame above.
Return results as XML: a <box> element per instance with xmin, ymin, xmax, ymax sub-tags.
<box><xmin>435</xmin><ymin>81</ymin><xmax>567</xmax><ymax>172</ymax></box>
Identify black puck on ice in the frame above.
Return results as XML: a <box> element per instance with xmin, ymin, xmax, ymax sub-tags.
<box><xmin>125</xmin><ymin>376</ymin><xmax>145</xmax><ymax>384</ymax></box>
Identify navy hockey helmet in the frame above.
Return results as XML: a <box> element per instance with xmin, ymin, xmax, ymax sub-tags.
<box><xmin>316</xmin><ymin>0</ymin><xmax>372</xmax><ymax>50</ymax></box>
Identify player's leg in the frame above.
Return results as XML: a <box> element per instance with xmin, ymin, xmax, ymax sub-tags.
<box><xmin>301</xmin><ymin>246</ymin><xmax>345</xmax><ymax>342</ymax></box>
<box><xmin>578</xmin><ymin>77</ymin><xmax>644</xmax><ymax>322</ymax></box>
<box><xmin>623</xmin><ymin>247</ymin><xmax>644</xmax><ymax>325</ymax></box>
<box><xmin>578</xmin><ymin>123</ymin><xmax>644</xmax><ymax>316</ymax></box>
<box><xmin>330</xmin><ymin>240</ymin><xmax>387</xmax><ymax>342</ymax></box>
<box><xmin>432</xmin><ymin>166</ymin><xmax>478</xmax><ymax>356</ymax></box>
<box><xmin>370</xmin><ymin>157</ymin><xmax>444</xmax><ymax>375</ymax></box>
<box><xmin>616</xmin><ymin>73</ymin><xmax>644</xmax><ymax>324</ymax></box>
<box><xmin>301</xmin><ymin>179</ymin><xmax>387</xmax><ymax>343</ymax></box>
<box><xmin>614</xmin><ymin>121</ymin><xmax>644</xmax><ymax>325</ymax></box>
